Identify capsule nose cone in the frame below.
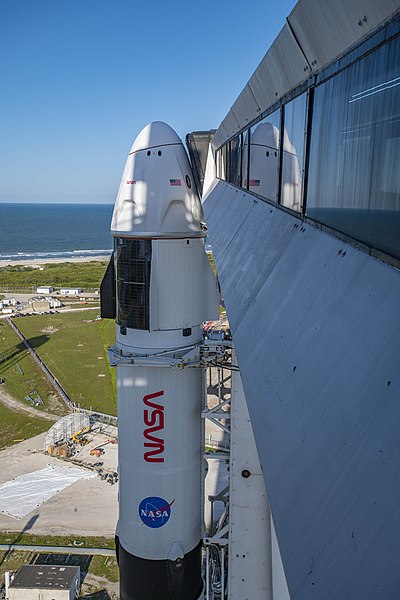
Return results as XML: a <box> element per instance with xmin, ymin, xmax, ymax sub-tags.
<box><xmin>130</xmin><ymin>121</ymin><xmax>182</xmax><ymax>153</ymax></box>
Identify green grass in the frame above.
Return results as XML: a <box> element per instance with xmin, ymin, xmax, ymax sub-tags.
<box><xmin>0</xmin><ymin>320</ymin><xmax>66</xmax><ymax>416</ymax></box>
<box><xmin>14</xmin><ymin>312</ymin><xmax>117</xmax><ymax>415</ymax></box>
<box><xmin>0</xmin><ymin>260</ymin><xmax>108</xmax><ymax>291</ymax></box>
<box><xmin>90</xmin><ymin>554</ymin><xmax>119</xmax><ymax>582</ymax></box>
<box><xmin>0</xmin><ymin>404</ymin><xmax>52</xmax><ymax>450</ymax></box>
<box><xmin>0</xmin><ymin>532</ymin><xmax>114</xmax><ymax>549</ymax></box>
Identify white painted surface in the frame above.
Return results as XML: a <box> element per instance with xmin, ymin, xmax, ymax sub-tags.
<box><xmin>204</xmin><ymin>179</ymin><xmax>400</xmax><ymax>599</ymax></box>
<box><xmin>111</xmin><ymin>121</ymin><xmax>203</xmax><ymax>238</ymax></box>
<box><xmin>0</xmin><ymin>464</ymin><xmax>96</xmax><ymax>519</ymax></box>
<box><xmin>228</xmin><ymin>356</ymin><xmax>273</xmax><ymax>599</ymax></box>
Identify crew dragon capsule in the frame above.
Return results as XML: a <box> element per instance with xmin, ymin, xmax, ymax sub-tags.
<box><xmin>101</xmin><ymin>121</ymin><xmax>219</xmax><ymax>599</ymax></box>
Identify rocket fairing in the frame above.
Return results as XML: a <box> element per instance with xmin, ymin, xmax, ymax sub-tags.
<box><xmin>107</xmin><ymin>121</ymin><xmax>219</xmax><ymax>600</ymax></box>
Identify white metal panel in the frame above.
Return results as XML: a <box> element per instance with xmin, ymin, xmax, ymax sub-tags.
<box><xmin>249</xmin><ymin>23</ymin><xmax>310</xmax><ymax>110</ymax></box>
<box><xmin>220</xmin><ymin>109</ymin><xmax>242</xmax><ymax>140</ymax></box>
<box><xmin>229</xmin><ymin>354</ymin><xmax>273</xmax><ymax>599</ymax></box>
<box><xmin>117</xmin><ymin>366</ymin><xmax>202</xmax><ymax>559</ymax></box>
<box><xmin>230</xmin><ymin>83</ymin><xmax>261</xmax><ymax>131</ymax></box>
<box><xmin>152</xmin><ymin>238</ymin><xmax>210</xmax><ymax>330</ymax></box>
<box><xmin>203</xmin><ymin>182</ymin><xmax>400</xmax><ymax>599</ymax></box>
<box><xmin>288</xmin><ymin>0</ymin><xmax>400</xmax><ymax>72</ymax></box>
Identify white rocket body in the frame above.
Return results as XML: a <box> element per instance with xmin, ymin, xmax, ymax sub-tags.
<box><xmin>111</xmin><ymin>122</ymin><xmax>219</xmax><ymax>600</ymax></box>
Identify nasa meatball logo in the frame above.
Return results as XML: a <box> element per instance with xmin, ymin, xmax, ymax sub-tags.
<box><xmin>139</xmin><ymin>496</ymin><xmax>175</xmax><ymax>528</ymax></box>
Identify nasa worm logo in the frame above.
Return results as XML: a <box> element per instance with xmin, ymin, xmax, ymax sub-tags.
<box><xmin>139</xmin><ymin>496</ymin><xmax>175</xmax><ymax>528</ymax></box>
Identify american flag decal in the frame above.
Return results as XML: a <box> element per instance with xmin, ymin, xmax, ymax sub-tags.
<box><xmin>248</xmin><ymin>179</ymin><xmax>260</xmax><ymax>186</ymax></box>
<box><xmin>170</xmin><ymin>179</ymin><xmax>181</xmax><ymax>186</ymax></box>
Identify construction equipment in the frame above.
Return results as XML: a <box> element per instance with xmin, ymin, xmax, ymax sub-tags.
<box><xmin>72</xmin><ymin>426</ymin><xmax>91</xmax><ymax>446</ymax></box>
<box><xmin>88</xmin><ymin>438</ymin><xmax>116</xmax><ymax>456</ymax></box>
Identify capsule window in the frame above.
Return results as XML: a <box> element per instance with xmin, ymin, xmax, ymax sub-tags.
<box><xmin>147</xmin><ymin>150</ymin><xmax>151</xmax><ymax>156</ymax></box>
<box><xmin>158</xmin><ymin>150</ymin><xmax>162</xmax><ymax>156</ymax></box>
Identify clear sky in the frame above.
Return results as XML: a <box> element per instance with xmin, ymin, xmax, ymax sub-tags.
<box><xmin>1</xmin><ymin>0</ymin><xmax>297</xmax><ymax>204</ymax></box>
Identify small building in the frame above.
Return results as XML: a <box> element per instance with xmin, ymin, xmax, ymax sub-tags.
<box><xmin>60</xmin><ymin>288</ymin><xmax>83</xmax><ymax>296</ymax></box>
<box><xmin>37</xmin><ymin>286</ymin><xmax>54</xmax><ymax>294</ymax></box>
<box><xmin>7</xmin><ymin>565</ymin><xmax>80</xmax><ymax>600</ymax></box>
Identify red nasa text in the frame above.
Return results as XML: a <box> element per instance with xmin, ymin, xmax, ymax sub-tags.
<box><xmin>143</xmin><ymin>390</ymin><xmax>165</xmax><ymax>463</ymax></box>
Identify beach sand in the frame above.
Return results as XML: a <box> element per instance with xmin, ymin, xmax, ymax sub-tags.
<box><xmin>0</xmin><ymin>255</ymin><xmax>111</xmax><ymax>268</ymax></box>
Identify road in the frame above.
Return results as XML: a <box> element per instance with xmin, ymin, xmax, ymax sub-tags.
<box><xmin>0</xmin><ymin>388</ymin><xmax>57</xmax><ymax>421</ymax></box>
<box><xmin>0</xmin><ymin>543</ymin><xmax>115</xmax><ymax>556</ymax></box>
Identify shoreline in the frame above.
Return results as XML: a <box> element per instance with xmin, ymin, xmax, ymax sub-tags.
<box><xmin>0</xmin><ymin>255</ymin><xmax>111</xmax><ymax>268</ymax></box>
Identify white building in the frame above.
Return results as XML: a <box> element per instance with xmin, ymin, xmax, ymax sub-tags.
<box><xmin>60</xmin><ymin>288</ymin><xmax>83</xmax><ymax>296</ymax></box>
<box><xmin>7</xmin><ymin>565</ymin><xmax>80</xmax><ymax>600</ymax></box>
<box><xmin>36</xmin><ymin>286</ymin><xmax>54</xmax><ymax>294</ymax></box>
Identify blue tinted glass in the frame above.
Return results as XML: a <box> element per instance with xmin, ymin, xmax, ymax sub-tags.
<box><xmin>281</xmin><ymin>94</ymin><xmax>306</xmax><ymax>212</ymax></box>
<box><xmin>246</xmin><ymin>110</ymin><xmax>281</xmax><ymax>202</ymax></box>
<box><xmin>307</xmin><ymin>36</ymin><xmax>400</xmax><ymax>258</ymax></box>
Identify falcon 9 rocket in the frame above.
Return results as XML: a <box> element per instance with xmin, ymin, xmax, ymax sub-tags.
<box><xmin>102</xmin><ymin>121</ymin><xmax>219</xmax><ymax>599</ymax></box>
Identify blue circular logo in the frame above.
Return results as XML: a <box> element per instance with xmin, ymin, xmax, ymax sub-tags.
<box><xmin>138</xmin><ymin>496</ymin><xmax>174</xmax><ymax>528</ymax></box>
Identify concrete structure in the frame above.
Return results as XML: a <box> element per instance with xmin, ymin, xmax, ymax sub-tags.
<box><xmin>7</xmin><ymin>565</ymin><xmax>80</xmax><ymax>600</ymax></box>
<box><xmin>36</xmin><ymin>286</ymin><xmax>54</xmax><ymax>294</ymax></box>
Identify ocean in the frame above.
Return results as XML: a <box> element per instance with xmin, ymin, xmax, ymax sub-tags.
<box><xmin>0</xmin><ymin>203</ymin><xmax>114</xmax><ymax>262</ymax></box>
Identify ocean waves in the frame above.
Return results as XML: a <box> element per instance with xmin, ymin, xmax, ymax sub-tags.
<box><xmin>0</xmin><ymin>249</ymin><xmax>113</xmax><ymax>262</ymax></box>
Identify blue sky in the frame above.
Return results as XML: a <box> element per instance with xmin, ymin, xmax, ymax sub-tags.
<box><xmin>1</xmin><ymin>0</ymin><xmax>297</xmax><ymax>204</ymax></box>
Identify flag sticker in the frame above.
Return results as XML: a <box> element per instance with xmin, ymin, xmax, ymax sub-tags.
<box><xmin>170</xmin><ymin>179</ymin><xmax>181</xmax><ymax>186</ymax></box>
<box><xmin>248</xmin><ymin>179</ymin><xmax>260</xmax><ymax>186</ymax></box>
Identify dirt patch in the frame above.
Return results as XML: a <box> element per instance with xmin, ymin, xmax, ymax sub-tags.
<box><xmin>41</xmin><ymin>326</ymin><xmax>59</xmax><ymax>335</ymax></box>
<box><xmin>80</xmin><ymin>573</ymin><xmax>119</xmax><ymax>599</ymax></box>
<box><xmin>0</xmin><ymin>388</ymin><xmax>58</xmax><ymax>421</ymax></box>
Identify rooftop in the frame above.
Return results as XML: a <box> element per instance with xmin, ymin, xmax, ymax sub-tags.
<box><xmin>10</xmin><ymin>565</ymin><xmax>80</xmax><ymax>589</ymax></box>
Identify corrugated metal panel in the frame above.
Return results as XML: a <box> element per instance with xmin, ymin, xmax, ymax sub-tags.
<box><xmin>289</xmin><ymin>0</ymin><xmax>400</xmax><ymax>72</ymax></box>
<box><xmin>203</xmin><ymin>180</ymin><xmax>400</xmax><ymax>600</ymax></box>
<box><xmin>230</xmin><ymin>83</ymin><xmax>261</xmax><ymax>133</ymax></box>
<box><xmin>249</xmin><ymin>23</ymin><xmax>310</xmax><ymax>110</ymax></box>
<box><xmin>220</xmin><ymin>109</ymin><xmax>242</xmax><ymax>140</ymax></box>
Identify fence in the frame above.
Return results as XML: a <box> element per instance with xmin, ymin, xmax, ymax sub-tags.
<box><xmin>6</xmin><ymin>317</ymin><xmax>117</xmax><ymax>426</ymax></box>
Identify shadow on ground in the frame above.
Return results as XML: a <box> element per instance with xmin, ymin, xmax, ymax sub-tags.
<box><xmin>0</xmin><ymin>514</ymin><xmax>39</xmax><ymax>569</ymax></box>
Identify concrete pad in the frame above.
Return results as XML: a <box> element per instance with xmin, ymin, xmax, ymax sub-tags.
<box><xmin>0</xmin><ymin>434</ymin><xmax>118</xmax><ymax>537</ymax></box>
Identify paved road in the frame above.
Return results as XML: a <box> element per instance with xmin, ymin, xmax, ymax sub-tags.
<box><xmin>0</xmin><ymin>543</ymin><xmax>115</xmax><ymax>556</ymax></box>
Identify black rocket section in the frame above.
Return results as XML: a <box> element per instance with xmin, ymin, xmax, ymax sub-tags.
<box><xmin>119</xmin><ymin>541</ymin><xmax>203</xmax><ymax>600</ymax></box>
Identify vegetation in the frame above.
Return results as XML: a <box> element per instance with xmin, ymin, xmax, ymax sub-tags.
<box><xmin>14</xmin><ymin>312</ymin><xmax>116</xmax><ymax>415</ymax></box>
<box><xmin>0</xmin><ymin>320</ymin><xmax>66</xmax><ymax>415</ymax></box>
<box><xmin>0</xmin><ymin>260</ymin><xmax>108</xmax><ymax>291</ymax></box>
<box><xmin>0</xmin><ymin>532</ymin><xmax>114</xmax><ymax>549</ymax></box>
<box><xmin>0</xmin><ymin>404</ymin><xmax>52</xmax><ymax>450</ymax></box>
<box><xmin>207</xmin><ymin>252</ymin><xmax>216</xmax><ymax>274</ymax></box>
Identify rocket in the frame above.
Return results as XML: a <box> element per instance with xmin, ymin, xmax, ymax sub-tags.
<box><xmin>101</xmin><ymin>121</ymin><xmax>219</xmax><ymax>599</ymax></box>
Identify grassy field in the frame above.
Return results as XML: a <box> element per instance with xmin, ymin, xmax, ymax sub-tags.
<box><xmin>0</xmin><ymin>260</ymin><xmax>108</xmax><ymax>291</ymax></box>
<box><xmin>0</xmin><ymin>320</ymin><xmax>67</xmax><ymax>448</ymax></box>
<box><xmin>0</xmin><ymin>404</ymin><xmax>52</xmax><ymax>450</ymax></box>
<box><xmin>0</xmin><ymin>319</ymin><xmax>66</xmax><ymax>414</ymax></box>
<box><xmin>14</xmin><ymin>311</ymin><xmax>117</xmax><ymax>415</ymax></box>
<box><xmin>0</xmin><ymin>532</ymin><xmax>114</xmax><ymax>549</ymax></box>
